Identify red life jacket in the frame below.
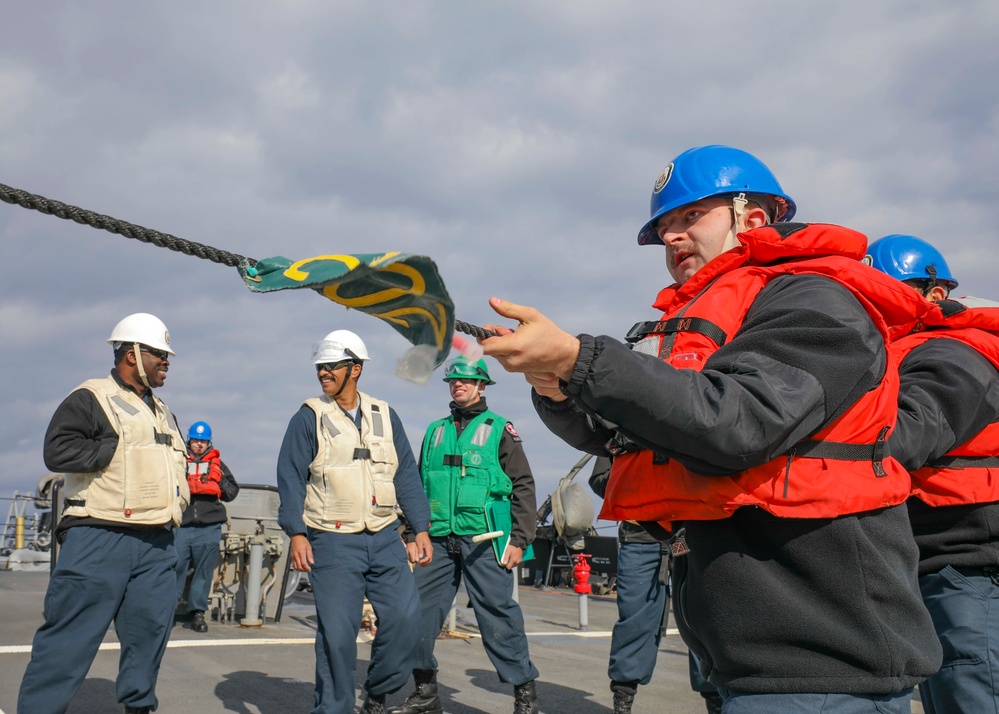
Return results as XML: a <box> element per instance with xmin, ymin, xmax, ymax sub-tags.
<box><xmin>895</xmin><ymin>298</ymin><xmax>999</xmax><ymax>507</ymax></box>
<box><xmin>601</xmin><ymin>223</ymin><xmax>933</xmax><ymax>524</ymax></box>
<box><xmin>186</xmin><ymin>449</ymin><xmax>223</xmax><ymax>497</ymax></box>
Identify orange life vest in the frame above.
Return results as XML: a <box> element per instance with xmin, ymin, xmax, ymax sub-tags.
<box><xmin>601</xmin><ymin>223</ymin><xmax>932</xmax><ymax>524</ymax></box>
<box><xmin>896</xmin><ymin>298</ymin><xmax>999</xmax><ymax>507</ymax></box>
<box><xmin>186</xmin><ymin>449</ymin><xmax>223</xmax><ymax>497</ymax></box>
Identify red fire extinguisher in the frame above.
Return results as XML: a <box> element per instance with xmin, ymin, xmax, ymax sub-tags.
<box><xmin>572</xmin><ymin>553</ymin><xmax>592</xmax><ymax>595</ymax></box>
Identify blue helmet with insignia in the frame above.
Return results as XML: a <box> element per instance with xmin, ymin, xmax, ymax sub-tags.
<box><xmin>187</xmin><ymin>421</ymin><xmax>212</xmax><ymax>441</ymax></box>
<box><xmin>637</xmin><ymin>145</ymin><xmax>796</xmax><ymax>246</ymax></box>
<box><xmin>865</xmin><ymin>234</ymin><xmax>958</xmax><ymax>289</ymax></box>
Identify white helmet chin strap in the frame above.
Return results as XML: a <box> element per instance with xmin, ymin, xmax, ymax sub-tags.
<box><xmin>727</xmin><ymin>192</ymin><xmax>775</xmax><ymax>250</ymax></box>
<box><xmin>725</xmin><ymin>193</ymin><xmax>750</xmax><ymax>251</ymax></box>
<box><xmin>132</xmin><ymin>344</ymin><xmax>151</xmax><ymax>389</ymax></box>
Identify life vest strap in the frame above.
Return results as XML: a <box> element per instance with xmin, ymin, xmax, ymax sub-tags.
<box><xmin>793</xmin><ymin>426</ymin><xmax>890</xmax><ymax>477</ymax></box>
<box><xmin>626</xmin><ymin>317</ymin><xmax>728</xmax><ymax>347</ymax></box>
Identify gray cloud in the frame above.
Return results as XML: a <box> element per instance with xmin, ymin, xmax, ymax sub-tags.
<box><xmin>2</xmin><ymin>1</ymin><xmax>998</xmax><ymax>524</ymax></box>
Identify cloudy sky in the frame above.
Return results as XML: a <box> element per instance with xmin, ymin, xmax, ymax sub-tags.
<box><xmin>2</xmin><ymin>2</ymin><xmax>997</xmax><ymax>530</ymax></box>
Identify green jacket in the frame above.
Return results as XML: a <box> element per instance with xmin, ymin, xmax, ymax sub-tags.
<box><xmin>420</xmin><ymin>409</ymin><xmax>513</xmax><ymax>536</ymax></box>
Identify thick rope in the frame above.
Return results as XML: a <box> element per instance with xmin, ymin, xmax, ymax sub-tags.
<box><xmin>0</xmin><ymin>181</ymin><xmax>497</xmax><ymax>338</ymax></box>
<box><xmin>454</xmin><ymin>320</ymin><xmax>498</xmax><ymax>339</ymax></box>
<box><xmin>0</xmin><ymin>182</ymin><xmax>254</xmax><ymax>268</ymax></box>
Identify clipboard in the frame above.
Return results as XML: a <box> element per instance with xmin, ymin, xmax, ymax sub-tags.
<box><xmin>484</xmin><ymin>499</ymin><xmax>534</xmax><ymax>565</ymax></box>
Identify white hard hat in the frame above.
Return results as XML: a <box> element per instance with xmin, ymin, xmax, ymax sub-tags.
<box><xmin>107</xmin><ymin>313</ymin><xmax>175</xmax><ymax>355</ymax></box>
<box><xmin>312</xmin><ymin>329</ymin><xmax>370</xmax><ymax>364</ymax></box>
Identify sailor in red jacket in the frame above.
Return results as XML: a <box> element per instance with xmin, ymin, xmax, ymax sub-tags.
<box><xmin>176</xmin><ymin>420</ymin><xmax>239</xmax><ymax>633</ymax></box>
<box><xmin>868</xmin><ymin>234</ymin><xmax>999</xmax><ymax>714</ymax></box>
<box><xmin>480</xmin><ymin>146</ymin><xmax>942</xmax><ymax>714</ymax></box>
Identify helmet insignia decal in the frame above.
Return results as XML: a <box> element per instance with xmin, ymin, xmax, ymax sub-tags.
<box><xmin>653</xmin><ymin>163</ymin><xmax>674</xmax><ymax>194</ymax></box>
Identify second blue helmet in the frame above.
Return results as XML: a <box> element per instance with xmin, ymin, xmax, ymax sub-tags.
<box><xmin>187</xmin><ymin>421</ymin><xmax>212</xmax><ymax>441</ymax></box>
<box><xmin>865</xmin><ymin>234</ymin><xmax>958</xmax><ymax>289</ymax></box>
<box><xmin>637</xmin><ymin>145</ymin><xmax>796</xmax><ymax>246</ymax></box>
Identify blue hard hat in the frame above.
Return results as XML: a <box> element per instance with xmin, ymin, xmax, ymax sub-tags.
<box><xmin>187</xmin><ymin>421</ymin><xmax>212</xmax><ymax>441</ymax></box>
<box><xmin>865</xmin><ymin>234</ymin><xmax>958</xmax><ymax>289</ymax></box>
<box><xmin>637</xmin><ymin>145</ymin><xmax>797</xmax><ymax>246</ymax></box>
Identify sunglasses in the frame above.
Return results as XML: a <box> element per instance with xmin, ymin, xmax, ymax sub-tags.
<box><xmin>140</xmin><ymin>347</ymin><xmax>170</xmax><ymax>360</ymax></box>
<box><xmin>316</xmin><ymin>360</ymin><xmax>354</xmax><ymax>373</ymax></box>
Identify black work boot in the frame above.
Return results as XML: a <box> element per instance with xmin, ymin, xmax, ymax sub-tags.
<box><xmin>191</xmin><ymin>610</ymin><xmax>208</xmax><ymax>633</ymax></box>
<box><xmin>123</xmin><ymin>707</ymin><xmax>152</xmax><ymax>714</ymax></box>
<box><xmin>612</xmin><ymin>689</ymin><xmax>635</xmax><ymax>713</ymax></box>
<box><xmin>360</xmin><ymin>691</ymin><xmax>387</xmax><ymax>714</ymax></box>
<box><xmin>513</xmin><ymin>680</ymin><xmax>539</xmax><ymax>714</ymax></box>
<box><xmin>610</xmin><ymin>680</ymin><xmax>638</xmax><ymax>714</ymax></box>
<box><xmin>388</xmin><ymin>670</ymin><xmax>443</xmax><ymax>714</ymax></box>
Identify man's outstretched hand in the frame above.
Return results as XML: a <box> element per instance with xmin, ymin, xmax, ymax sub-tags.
<box><xmin>480</xmin><ymin>297</ymin><xmax>580</xmax><ymax>401</ymax></box>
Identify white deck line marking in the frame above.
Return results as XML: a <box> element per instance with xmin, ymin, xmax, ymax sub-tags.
<box><xmin>526</xmin><ymin>628</ymin><xmax>680</xmax><ymax>638</ymax></box>
<box><xmin>0</xmin><ymin>629</ymin><xmax>681</xmax><ymax>655</ymax></box>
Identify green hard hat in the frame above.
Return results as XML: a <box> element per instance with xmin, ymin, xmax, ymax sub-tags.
<box><xmin>443</xmin><ymin>357</ymin><xmax>495</xmax><ymax>385</ymax></box>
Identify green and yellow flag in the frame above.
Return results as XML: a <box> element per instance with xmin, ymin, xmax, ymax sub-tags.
<box><xmin>239</xmin><ymin>252</ymin><xmax>454</xmax><ymax>370</ymax></box>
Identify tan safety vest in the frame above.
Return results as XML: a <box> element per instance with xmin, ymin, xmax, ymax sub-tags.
<box><xmin>62</xmin><ymin>376</ymin><xmax>189</xmax><ymax>526</ymax></box>
<box><xmin>302</xmin><ymin>392</ymin><xmax>400</xmax><ymax>533</ymax></box>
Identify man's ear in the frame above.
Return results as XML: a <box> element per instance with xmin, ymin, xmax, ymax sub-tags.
<box><xmin>743</xmin><ymin>205</ymin><xmax>770</xmax><ymax>230</ymax></box>
<box><xmin>928</xmin><ymin>285</ymin><xmax>950</xmax><ymax>302</ymax></box>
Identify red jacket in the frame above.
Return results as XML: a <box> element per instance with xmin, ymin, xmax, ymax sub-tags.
<box><xmin>896</xmin><ymin>299</ymin><xmax>999</xmax><ymax>507</ymax></box>
<box><xmin>602</xmin><ymin>223</ymin><xmax>932</xmax><ymax>523</ymax></box>
<box><xmin>186</xmin><ymin>449</ymin><xmax>224</xmax><ymax>498</ymax></box>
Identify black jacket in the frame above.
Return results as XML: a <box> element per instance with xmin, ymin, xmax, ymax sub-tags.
<box><xmin>533</xmin><ymin>273</ymin><xmax>941</xmax><ymax>695</ymax></box>
<box><xmin>891</xmin><ymin>337</ymin><xmax>999</xmax><ymax>576</ymax></box>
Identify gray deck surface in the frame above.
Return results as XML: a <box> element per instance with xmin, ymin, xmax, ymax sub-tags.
<box><xmin>0</xmin><ymin>570</ymin><xmax>926</xmax><ymax>713</ymax></box>
<box><xmin>1</xmin><ymin>570</ymin><xmax>712</xmax><ymax>714</ymax></box>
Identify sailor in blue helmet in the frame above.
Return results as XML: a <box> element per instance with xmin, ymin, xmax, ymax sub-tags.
<box><xmin>868</xmin><ymin>234</ymin><xmax>999</xmax><ymax>714</ymax></box>
<box><xmin>175</xmin><ymin>420</ymin><xmax>239</xmax><ymax>633</ymax></box>
<box><xmin>479</xmin><ymin>145</ymin><xmax>942</xmax><ymax>713</ymax></box>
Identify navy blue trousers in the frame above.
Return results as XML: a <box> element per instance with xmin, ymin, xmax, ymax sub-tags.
<box><xmin>609</xmin><ymin>540</ymin><xmax>667</xmax><ymax>686</ymax></box>
<box><xmin>918</xmin><ymin>565</ymin><xmax>999</xmax><ymax>714</ymax></box>
<box><xmin>307</xmin><ymin>525</ymin><xmax>421</xmax><ymax>714</ymax></box>
<box><xmin>174</xmin><ymin>522</ymin><xmax>222</xmax><ymax>613</ymax></box>
<box><xmin>412</xmin><ymin>535</ymin><xmax>538</xmax><ymax>685</ymax></box>
<box><xmin>18</xmin><ymin>525</ymin><xmax>177</xmax><ymax>714</ymax></box>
